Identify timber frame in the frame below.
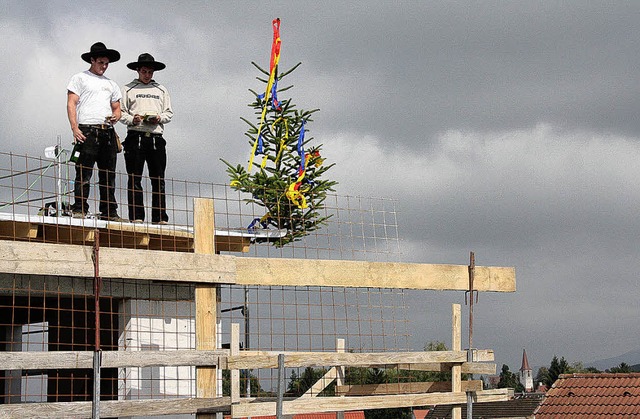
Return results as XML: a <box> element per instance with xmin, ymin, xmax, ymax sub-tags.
<box><xmin>0</xmin><ymin>198</ymin><xmax>516</xmax><ymax>418</ymax></box>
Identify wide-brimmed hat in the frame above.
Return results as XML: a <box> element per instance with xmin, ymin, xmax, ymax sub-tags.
<box><xmin>81</xmin><ymin>42</ymin><xmax>121</xmax><ymax>63</ymax></box>
<box><xmin>127</xmin><ymin>53</ymin><xmax>166</xmax><ymax>71</ymax></box>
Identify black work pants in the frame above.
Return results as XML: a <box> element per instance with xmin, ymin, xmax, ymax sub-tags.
<box><xmin>123</xmin><ymin>132</ymin><xmax>168</xmax><ymax>223</ymax></box>
<box><xmin>71</xmin><ymin>126</ymin><xmax>119</xmax><ymax>217</ymax></box>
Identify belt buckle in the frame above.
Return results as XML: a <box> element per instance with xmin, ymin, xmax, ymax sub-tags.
<box><xmin>144</xmin><ymin>132</ymin><xmax>152</xmax><ymax>138</ymax></box>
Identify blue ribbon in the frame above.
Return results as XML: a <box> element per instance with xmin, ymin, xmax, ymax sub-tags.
<box><xmin>297</xmin><ymin>120</ymin><xmax>306</xmax><ymax>171</ymax></box>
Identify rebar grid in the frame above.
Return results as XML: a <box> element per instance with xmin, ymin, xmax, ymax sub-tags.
<box><xmin>0</xmin><ymin>150</ymin><xmax>422</xmax><ymax>404</ymax></box>
<box><xmin>0</xmin><ymin>150</ymin><xmax>401</xmax><ymax>261</ymax></box>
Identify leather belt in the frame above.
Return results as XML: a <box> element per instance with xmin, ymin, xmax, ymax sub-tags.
<box><xmin>79</xmin><ymin>124</ymin><xmax>113</xmax><ymax>130</ymax></box>
<box><xmin>131</xmin><ymin>131</ymin><xmax>163</xmax><ymax>138</ymax></box>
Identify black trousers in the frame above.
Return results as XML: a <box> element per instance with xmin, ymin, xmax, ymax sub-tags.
<box><xmin>71</xmin><ymin>126</ymin><xmax>119</xmax><ymax>216</ymax></box>
<box><xmin>123</xmin><ymin>132</ymin><xmax>168</xmax><ymax>223</ymax></box>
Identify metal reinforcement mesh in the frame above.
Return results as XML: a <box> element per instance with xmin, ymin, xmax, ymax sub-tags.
<box><xmin>0</xmin><ymin>150</ymin><xmax>416</xmax><ymax>407</ymax></box>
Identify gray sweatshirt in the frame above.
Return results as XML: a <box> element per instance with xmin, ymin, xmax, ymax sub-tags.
<box><xmin>120</xmin><ymin>79</ymin><xmax>173</xmax><ymax>134</ymax></box>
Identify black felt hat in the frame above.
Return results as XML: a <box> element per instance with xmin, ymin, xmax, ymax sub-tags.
<box><xmin>81</xmin><ymin>42</ymin><xmax>121</xmax><ymax>63</ymax></box>
<box><xmin>127</xmin><ymin>53</ymin><xmax>166</xmax><ymax>71</ymax></box>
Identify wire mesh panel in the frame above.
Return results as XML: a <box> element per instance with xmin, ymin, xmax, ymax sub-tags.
<box><xmin>0</xmin><ymin>273</ymin><xmax>196</xmax><ymax>405</ymax></box>
<box><xmin>0</xmin><ymin>151</ymin><xmax>402</xmax><ymax>261</ymax></box>
<box><xmin>0</xmin><ymin>150</ymin><xmax>434</xmax><ymax>415</ymax></box>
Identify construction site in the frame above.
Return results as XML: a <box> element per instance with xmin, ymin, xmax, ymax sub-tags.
<box><xmin>0</xmin><ymin>148</ymin><xmax>516</xmax><ymax>418</ymax></box>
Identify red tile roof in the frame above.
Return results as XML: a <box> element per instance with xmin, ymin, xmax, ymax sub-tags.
<box><xmin>535</xmin><ymin>373</ymin><xmax>640</xmax><ymax>418</ymax></box>
<box><xmin>412</xmin><ymin>409</ymin><xmax>430</xmax><ymax>419</ymax></box>
<box><xmin>225</xmin><ymin>412</ymin><xmax>365</xmax><ymax>419</ymax></box>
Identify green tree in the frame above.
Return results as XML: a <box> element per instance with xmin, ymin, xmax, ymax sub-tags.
<box><xmin>607</xmin><ymin>362</ymin><xmax>632</xmax><ymax>373</ymax></box>
<box><xmin>223</xmin><ymin>60</ymin><xmax>337</xmax><ymax>246</ymax></box>
<box><xmin>497</xmin><ymin>364</ymin><xmax>524</xmax><ymax>392</ymax></box>
<box><xmin>222</xmin><ymin>369</ymin><xmax>269</xmax><ymax>397</ymax></box>
<box><xmin>287</xmin><ymin>367</ymin><xmax>334</xmax><ymax>397</ymax></box>
<box><xmin>535</xmin><ymin>366</ymin><xmax>550</xmax><ymax>388</ymax></box>
<box><xmin>547</xmin><ymin>355</ymin><xmax>570</xmax><ymax>386</ymax></box>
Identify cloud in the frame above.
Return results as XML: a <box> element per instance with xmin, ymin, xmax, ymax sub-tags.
<box><xmin>3</xmin><ymin>0</ymin><xmax>640</xmax><ymax>373</ymax></box>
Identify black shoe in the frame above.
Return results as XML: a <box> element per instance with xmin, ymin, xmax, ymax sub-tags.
<box><xmin>71</xmin><ymin>211</ymin><xmax>87</xmax><ymax>219</ymax></box>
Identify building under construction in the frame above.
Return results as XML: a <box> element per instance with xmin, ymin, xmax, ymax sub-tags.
<box><xmin>0</xmin><ymin>150</ymin><xmax>515</xmax><ymax>418</ymax></box>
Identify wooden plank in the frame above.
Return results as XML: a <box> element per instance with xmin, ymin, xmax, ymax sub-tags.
<box><xmin>301</xmin><ymin>367</ymin><xmax>337</xmax><ymax>398</ymax></box>
<box><xmin>40</xmin><ymin>224</ymin><xmax>95</xmax><ymax>244</ymax></box>
<box><xmin>232</xmin><ymin>389</ymin><xmax>511</xmax><ymax>417</ymax></box>
<box><xmin>452</xmin><ymin>304</ymin><xmax>462</xmax><ymax>419</ymax></box>
<box><xmin>101</xmin><ymin>350</ymin><xmax>227</xmax><ymax>368</ymax></box>
<box><xmin>0</xmin><ymin>351</ymin><xmax>93</xmax><ymax>370</ymax></box>
<box><xmin>0</xmin><ymin>350</ymin><xmax>229</xmax><ymax>370</ymax></box>
<box><xmin>0</xmin><ymin>240</ymin><xmax>236</xmax><ymax>283</ymax></box>
<box><xmin>215</xmin><ymin>236</ymin><xmax>250</xmax><ymax>253</ymax></box>
<box><xmin>0</xmin><ymin>397</ymin><xmax>231</xmax><ymax>419</ymax></box>
<box><xmin>396</xmin><ymin>362</ymin><xmax>496</xmax><ymax>375</ymax></box>
<box><xmin>227</xmin><ymin>350</ymin><xmax>494</xmax><ymax>370</ymax></box>
<box><xmin>0</xmin><ymin>220</ymin><xmax>37</xmax><ymax>239</ymax></box>
<box><xmin>194</xmin><ymin>198</ymin><xmax>220</xmax><ymax>419</ymax></box>
<box><xmin>0</xmin><ymin>236</ymin><xmax>515</xmax><ymax>292</ymax></box>
<box><xmin>235</xmin><ymin>257</ymin><xmax>515</xmax><ymax>292</ymax></box>
<box><xmin>231</xmin><ymin>323</ymin><xmax>240</xmax><ymax>403</ymax></box>
<box><xmin>335</xmin><ymin>380</ymin><xmax>483</xmax><ymax>396</ymax></box>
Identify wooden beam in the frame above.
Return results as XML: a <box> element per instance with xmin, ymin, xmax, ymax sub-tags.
<box><xmin>235</xmin><ymin>258</ymin><xmax>515</xmax><ymax>292</ymax></box>
<box><xmin>0</xmin><ymin>397</ymin><xmax>231</xmax><ymax>419</ymax></box>
<box><xmin>452</xmin><ymin>303</ymin><xmax>462</xmax><ymax>419</ymax></box>
<box><xmin>335</xmin><ymin>380</ymin><xmax>483</xmax><ymax>396</ymax></box>
<box><xmin>194</xmin><ymin>198</ymin><xmax>220</xmax><ymax>419</ymax></box>
<box><xmin>396</xmin><ymin>362</ymin><xmax>496</xmax><ymax>375</ymax></box>
<box><xmin>231</xmin><ymin>323</ymin><xmax>240</xmax><ymax>403</ymax></box>
<box><xmin>232</xmin><ymin>389</ymin><xmax>511</xmax><ymax>417</ymax></box>
<box><xmin>0</xmin><ymin>240</ymin><xmax>235</xmax><ymax>283</ymax></box>
<box><xmin>0</xmin><ymin>239</ymin><xmax>515</xmax><ymax>292</ymax></box>
<box><xmin>300</xmin><ymin>367</ymin><xmax>338</xmax><ymax>398</ymax></box>
<box><xmin>0</xmin><ymin>350</ymin><xmax>229</xmax><ymax>370</ymax></box>
<box><xmin>0</xmin><ymin>351</ymin><xmax>93</xmax><ymax>370</ymax></box>
<box><xmin>227</xmin><ymin>350</ymin><xmax>494</xmax><ymax>370</ymax></box>
<box><xmin>0</xmin><ymin>220</ymin><xmax>37</xmax><ymax>239</ymax></box>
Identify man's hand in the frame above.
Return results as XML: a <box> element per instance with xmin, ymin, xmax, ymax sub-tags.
<box><xmin>148</xmin><ymin>115</ymin><xmax>161</xmax><ymax>124</ymax></box>
<box><xmin>133</xmin><ymin>114</ymin><xmax>143</xmax><ymax>125</ymax></box>
<box><xmin>72</xmin><ymin>126</ymin><xmax>86</xmax><ymax>143</ymax></box>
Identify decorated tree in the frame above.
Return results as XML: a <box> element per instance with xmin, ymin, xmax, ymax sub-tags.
<box><xmin>222</xmin><ymin>19</ymin><xmax>337</xmax><ymax>246</ymax></box>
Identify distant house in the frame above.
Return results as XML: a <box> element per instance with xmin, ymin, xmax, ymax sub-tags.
<box><xmin>426</xmin><ymin>392</ymin><xmax>544</xmax><ymax>418</ymax></box>
<box><xmin>534</xmin><ymin>373</ymin><xmax>640</xmax><ymax>418</ymax></box>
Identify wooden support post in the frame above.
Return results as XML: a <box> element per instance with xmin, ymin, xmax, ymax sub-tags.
<box><xmin>452</xmin><ymin>304</ymin><xmax>462</xmax><ymax>419</ymax></box>
<box><xmin>194</xmin><ymin>198</ymin><xmax>219</xmax><ymax>419</ymax></box>
<box><xmin>336</xmin><ymin>338</ymin><xmax>345</xmax><ymax>419</ymax></box>
<box><xmin>231</xmin><ymin>323</ymin><xmax>240</xmax><ymax>404</ymax></box>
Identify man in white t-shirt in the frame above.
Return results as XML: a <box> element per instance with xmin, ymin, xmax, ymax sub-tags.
<box><xmin>67</xmin><ymin>42</ymin><xmax>123</xmax><ymax>222</ymax></box>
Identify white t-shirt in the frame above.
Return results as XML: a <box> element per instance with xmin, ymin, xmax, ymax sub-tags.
<box><xmin>67</xmin><ymin>70</ymin><xmax>121</xmax><ymax>124</ymax></box>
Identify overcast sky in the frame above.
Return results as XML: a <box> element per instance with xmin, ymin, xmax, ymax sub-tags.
<box><xmin>2</xmin><ymin>1</ymin><xmax>640</xmax><ymax>372</ymax></box>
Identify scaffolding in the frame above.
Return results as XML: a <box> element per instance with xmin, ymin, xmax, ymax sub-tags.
<box><xmin>0</xmin><ymin>150</ymin><xmax>515</xmax><ymax>418</ymax></box>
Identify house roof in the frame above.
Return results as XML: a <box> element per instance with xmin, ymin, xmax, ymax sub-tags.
<box><xmin>426</xmin><ymin>392</ymin><xmax>544</xmax><ymax>418</ymax></box>
<box><xmin>535</xmin><ymin>373</ymin><xmax>640</xmax><ymax>418</ymax></box>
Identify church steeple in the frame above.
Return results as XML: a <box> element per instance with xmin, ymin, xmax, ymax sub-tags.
<box><xmin>519</xmin><ymin>348</ymin><xmax>534</xmax><ymax>392</ymax></box>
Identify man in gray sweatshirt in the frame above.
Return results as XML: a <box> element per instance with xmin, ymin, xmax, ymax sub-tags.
<box><xmin>120</xmin><ymin>53</ymin><xmax>173</xmax><ymax>224</ymax></box>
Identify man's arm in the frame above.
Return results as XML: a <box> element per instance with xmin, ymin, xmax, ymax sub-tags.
<box><xmin>159</xmin><ymin>88</ymin><xmax>173</xmax><ymax>124</ymax></box>
<box><xmin>109</xmin><ymin>101</ymin><xmax>121</xmax><ymax>124</ymax></box>
<box><xmin>119</xmin><ymin>88</ymin><xmax>141</xmax><ymax>126</ymax></box>
<box><xmin>67</xmin><ymin>91</ymin><xmax>85</xmax><ymax>142</ymax></box>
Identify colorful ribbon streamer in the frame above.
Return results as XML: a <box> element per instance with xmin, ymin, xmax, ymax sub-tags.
<box><xmin>249</xmin><ymin>18</ymin><xmax>282</xmax><ymax>172</ymax></box>
<box><xmin>286</xmin><ymin>121</ymin><xmax>311</xmax><ymax>209</ymax></box>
